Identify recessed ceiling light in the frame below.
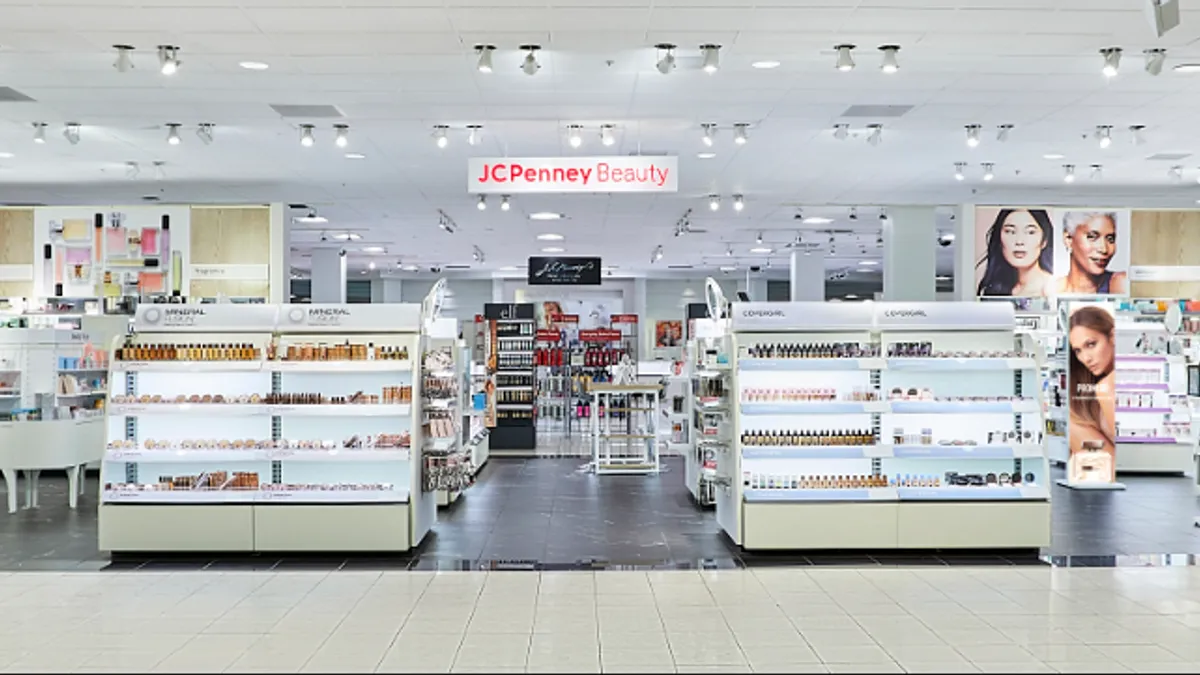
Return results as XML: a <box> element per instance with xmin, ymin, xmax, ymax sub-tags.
<box><xmin>362</xmin><ymin>246</ymin><xmax>385</xmax><ymax>253</ymax></box>
<box><xmin>1174</xmin><ymin>64</ymin><xmax>1200</xmax><ymax>73</ymax></box>
<box><xmin>751</xmin><ymin>60</ymin><xmax>780</xmax><ymax>69</ymax></box>
<box><xmin>239</xmin><ymin>61</ymin><xmax>269</xmax><ymax>70</ymax></box>
<box><xmin>859</xmin><ymin>260</ymin><xmax>879</xmax><ymax>266</ymax></box>
<box><xmin>749</xmin><ymin>246</ymin><xmax>773</xmax><ymax>254</ymax></box>
<box><xmin>1043</xmin><ymin>153</ymin><xmax>1065</xmax><ymax>160</ymax></box>
<box><xmin>402</xmin><ymin>264</ymin><xmax>419</xmax><ymax>271</ymax></box>
<box><xmin>529</xmin><ymin>212</ymin><xmax>563</xmax><ymax>221</ymax></box>
<box><xmin>697</xmin><ymin>152</ymin><xmax>716</xmax><ymax>159</ymax></box>
<box><xmin>936</xmin><ymin>275</ymin><xmax>951</xmax><ymax>281</ymax></box>
<box><xmin>802</xmin><ymin>216</ymin><xmax>833</xmax><ymax>224</ymax></box>
<box><xmin>0</xmin><ymin>152</ymin><xmax>13</xmax><ymax>159</ymax></box>
<box><xmin>719</xmin><ymin>265</ymin><xmax>737</xmax><ymax>272</ymax></box>
<box><xmin>344</xmin><ymin>152</ymin><xmax>366</xmax><ymax>160</ymax></box>
<box><xmin>541</xmin><ymin>246</ymin><xmax>565</xmax><ymax>253</ymax></box>
<box><xmin>537</xmin><ymin>233</ymin><xmax>564</xmax><ymax>241</ymax></box>
<box><xmin>332</xmin><ymin>232</ymin><xmax>361</xmax><ymax>241</ymax></box>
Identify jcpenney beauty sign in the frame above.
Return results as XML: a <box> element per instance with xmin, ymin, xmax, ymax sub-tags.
<box><xmin>469</xmin><ymin>157</ymin><xmax>678</xmax><ymax>193</ymax></box>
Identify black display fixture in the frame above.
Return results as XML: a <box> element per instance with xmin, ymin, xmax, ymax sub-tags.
<box><xmin>527</xmin><ymin>256</ymin><xmax>602</xmax><ymax>286</ymax></box>
<box><xmin>484</xmin><ymin>303</ymin><xmax>537</xmax><ymax>451</ymax></box>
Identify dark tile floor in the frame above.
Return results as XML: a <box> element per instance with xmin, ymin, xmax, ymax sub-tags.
<box><xmin>0</xmin><ymin>458</ymin><xmax>1197</xmax><ymax>571</ymax></box>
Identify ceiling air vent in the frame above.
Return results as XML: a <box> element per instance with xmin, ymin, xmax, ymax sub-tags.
<box><xmin>667</xmin><ymin>264</ymin><xmax>694</xmax><ymax>269</ymax></box>
<box><xmin>628</xmin><ymin>150</ymin><xmax>670</xmax><ymax>157</ymax></box>
<box><xmin>1145</xmin><ymin>152</ymin><xmax>1191</xmax><ymax>161</ymax></box>
<box><xmin>1</xmin><ymin>201</ymin><xmax>45</xmax><ymax>207</ymax></box>
<box><xmin>269</xmin><ymin>104</ymin><xmax>345</xmax><ymax>119</ymax></box>
<box><xmin>840</xmin><ymin>104</ymin><xmax>913</xmax><ymax>118</ymax></box>
<box><xmin>445</xmin><ymin>264</ymin><xmax>471</xmax><ymax>270</ymax></box>
<box><xmin>0</xmin><ymin>87</ymin><xmax>35</xmax><ymax>102</ymax></box>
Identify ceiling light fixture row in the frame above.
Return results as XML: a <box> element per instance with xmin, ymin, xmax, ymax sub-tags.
<box><xmin>830</xmin><ymin>124</ymin><xmax>883</xmax><ymax>145</ymax></box>
<box><xmin>699</xmin><ymin>123</ymin><xmax>751</xmax><ymax>146</ymax></box>
<box><xmin>830</xmin><ymin>44</ymin><xmax>899</xmax><ymax>72</ymax></box>
<box><xmin>654</xmin><ymin>43</ymin><xmax>721</xmax><ymax>74</ymax></box>
<box><xmin>297</xmin><ymin>124</ymin><xmax>352</xmax><ymax>148</ymax></box>
<box><xmin>952</xmin><ymin>162</ymin><xmax>997</xmax><ymax>181</ymax></box>
<box><xmin>430</xmin><ymin>124</ymin><xmax>485</xmax><ymax>148</ymax></box>
<box><xmin>564</xmin><ymin>124</ymin><xmax>618</xmax><ymax>148</ymax></box>
<box><xmin>1100</xmin><ymin>47</ymin><xmax>1173</xmax><ymax>77</ymax></box>
<box><xmin>651</xmin><ymin>245</ymin><xmax>665</xmax><ymax>263</ymax></box>
<box><xmin>964</xmin><ymin>124</ymin><xmax>1014</xmax><ymax>147</ymax></box>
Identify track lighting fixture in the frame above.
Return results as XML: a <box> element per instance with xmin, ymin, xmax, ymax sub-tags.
<box><xmin>152</xmin><ymin>161</ymin><xmax>167</xmax><ymax>181</ymax></box>
<box><xmin>500</xmin><ymin>195</ymin><xmax>510</xmax><ymax>211</ymax></box>
<box><xmin>32</xmin><ymin>123</ymin><xmax>46</xmax><ymax>144</ymax></box>
<box><xmin>567</xmin><ymin>125</ymin><xmax>583</xmax><ymax>149</ymax></box>
<box><xmin>124</xmin><ymin>161</ymin><xmax>139</xmax><ymax>180</ymax></box>
<box><xmin>833</xmin><ymin>124</ymin><xmax>849</xmax><ymax>140</ymax></box>
<box><xmin>112</xmin><ymin>45</ymin><xmax>134</xmax><ymax>73</ymax></box>
<box><xmin>708</xmin><ymin>195</ymin><xmax>720</xmax><ymax>211</ymax></box>
<box><xmin>437</xmin><ymin>210</ymin><xmax>457</xmax><ymax>234</ymax></box>
<box><xmin>476</xmin><ymin>195</ymin><xmax>487</xmax><ymax>211</ymax></box>
<box><xmin>701</xmin><ymin>124</ymin><xmax>716</xmax><ymax>147</ymax></box>
<box><xmin>996</xmin><ymin>124</ymin><xmax>1013</xmax><ymax>142</ymax></box>
<box><xmin>334</xmin><ymin>124</ymin><xmax>349</xmax><ymax>148</ymax></box>
<box><xmin>156</xmin><ymin>45</ymin><xmax>180</xmax><ymax>75</ymax></box>
<box><xmin>733</xmin><ymin>123</ymin><xmax>749</xmax><ymax>145</ymax></box>
<box><xmin>733</xmin><ymin>194</ymin><xmax>745</xmax><ymax>212</ymax></box>
<box><xmin>1096</xmin><ymin>125</ymin><xmax>1112</xmax><ymax>149</ymax></box>
<box><xmin>475</xmin><ymin>45</ymin><xmax>495</xmax><ymax>73</ymax></box>
<box><xmin>866</xmin><ymin>124</ymin><xmax>882</xmax><ymax>146</ymax></box>
<box><xmin>166</xmin><ymin>123</ymin><xmax>181</xmax><ymax>145</ymax></box>
<box><xmin>1063</xmin><ymin>164</ymin><xmax>1076</xmax><ymax>183</ymax></box>
<box><xmin>1090</xmin><ymin>164</ymin><xmax>1103</xmax><ymax>180</ymax></box>
<box><xmin>700</xmin><ymin>44</ymin><xmax>721</xmax><ymax>74</ymax></box>
<box><xmin>1100</xmin><ymin>47</ymin><xmax>1122</xmax><ymax>77</ymax></box>
<box><xmin>299</xmin><ymin>124</ymin><xmax>315</xmax><ymax>147</ymax></box>
<box><xmin>62</xmin><ymin>123</ymin><xmax>81</xmax><ymax>145</ymax></box>
<box><xmin>472</xmin><ymin>246</ymin><xmax>485</xmax><ymax>263</ymax></box>
<box><xmin>432</xmin><ymin>125</ymin><xmax>449</xmax><ymax>149</ymax></box>
<box><xmin>655</xmin><ymin>43</ymin><xmax>676</xmax><ymax>75</ymax></box>
<box><xmin>725</xmin><ymin>245</ymin><xmax>733</xmax><ymax>257</ymax></box>
<box><xmin>878</xmin><ymin>208</ymin><xmax>888</xmax><ymax>222</ymax></box>
<box><xmin>1130</xmin><ymin>124</ymin><xmax>1147</xmax><ymax>145</ymax></box>
<box><xmin>954</xmin><ymin>162</ymin><xmax>966</xmax><ymax>181</ymax></box>
<box><xmin>756</xmin><ymin>231</ymin><xmax>763</xmax><ymax>244</ymax></box>
<box><xmin>520</xmin><ymin>44</ymin><xmax>541</xmax><ymax>76</ymax></box>
<box><xmin>981</xmin><ymin>163</ymin><xmax>994</xmax><ymax>181</ymax></box>
<box><xmin>467</xmin><ymin>125</ymin><xmax>482</xmax><ymax>146</ymax></box>
<box><xmin>835</xmin><ymin>44</ymin><xmax>856</xmax><ymax>72</ymax></box>
<box><xmin>878</xmin><ymin>45</ymin><xmax>900</xmax><ymax>73</ymax></box>
<box><xmin>1144</xmin><ymin>48</ymin><xmax>1167</xmax><ymax>76</ymax></box>
<box><xmin>653</xmin><ymin>245</ymin><xmax>664</xmax><ymax>262</ymax></box>
<box><xmin>1169</xmin><ymin>165</ymin><xmax>1184</xmax><ymax>182</ymax></box>
<box><xmin>600</xmin><ymin>124</ymin><xmax>615</xmax><ymax>147</ymax></box>
<box><xmin>848</xmin><ymin>206</ymin><xmax>858</xmax><ymax>220</ymax></box>
<box><xmin>196</xmin><ymin>123</ymin><xmax>214</xmax><ymax>145</ymax></box>
<box><xmin>965</xmin><ymin>125</ymin><xmax>982</xmax><ymax>148</ymax></box>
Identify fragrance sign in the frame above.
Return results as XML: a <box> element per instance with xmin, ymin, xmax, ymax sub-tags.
<box><xmin>468</xmin><ymin>157</ymin><xmax>678</xmax><ymax>194</ymax></box>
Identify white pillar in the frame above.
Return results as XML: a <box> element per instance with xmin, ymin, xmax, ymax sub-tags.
<box><xmin>883</xmin><ymin>206</ymin><xmax>937</xmax><ymax>301</ymax></box>
<box><xmin>371</xmin><ymin>278</ymin><xmax>403</xmax><ymax>303</ymax></box>
<box><xmin>310</xmin><ymin>248</ymin><xmax>346</xmax><ymax>304</ymax></box>
<box><xmin>269</xmin><ymin>203</ymin><xmax>286</xmax><ymax>304</ymax></box>
<box><xmin>491</xmin><ymin>278</ymin><xmax>504</xmax><ymax>302</ymax></box>
<box><xmin>738</xmin><ymin>272</ymin><xmax>768</xmax><ymax>301</ymax></box>
<box><xmin>789</xmin><ymin>250</ymin><xmax>825</xmax><ymax>301</ymax></box>
<box><xmin>953</xmin><ymin>204</ymin><xmax>976</xmax><ymax>300</ymax></box>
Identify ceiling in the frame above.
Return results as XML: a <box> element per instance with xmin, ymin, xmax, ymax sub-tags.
<box><xmin>0</xmin><ymin>0</ymin><xmax>1199</xmax><ymax>279</ymax></box>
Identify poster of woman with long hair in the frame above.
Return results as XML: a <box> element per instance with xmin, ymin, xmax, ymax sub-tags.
<box><xmin>1065</xmin><ymin>302</ymin><xmax>1117</xmax><ymax>484</ymax></box>
<box><xmin>974</xmin><ymin>207</ymin><xmax>1055</xmax><ymax>297</ymax></box>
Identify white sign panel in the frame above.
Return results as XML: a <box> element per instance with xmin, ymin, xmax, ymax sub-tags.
<box><xmin>133</xmin><ymin>304</ymin><xmax>279</xmax><ymax>333</ymax></box>
<box><xmin>278</xmin><ymin>304</ymin><xmax>421</xmax><ymax>333</ymax></box>
<box><xmin>1129</xmin><ymin>266</ymin><xmax>1200</xmax><ymax>282</ymax></box>
<box><xmin>0</xmin><ymin>264</ymin><xmax>34</xmax><ymax>281</ymax></box>
<box><xmin>468</xmin><ymin>156</ymin><xmax>678</xmax><ymax>194</ymax></box>
<box><xmin>189</xmin><ymin>264</ymin><xmax>269</xmax><ymax>281</ymax></box>
<box><xmin>731</xmin><ymin>302</ymin><xmax>875</xmax><ymax>332</ymax></box>
<box><xmin>876</xmin><ymin>302</ymin><xmax>1014</xmax><ymax>331</ymax></box>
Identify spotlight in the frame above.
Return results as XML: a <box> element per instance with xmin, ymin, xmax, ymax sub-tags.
<box><xmin>1096</xmin><ymin>125</ymin><xmax>1112</xmax><ymax>149</ymax></box>
<box><xmin>1130</xmin><ymin>124</ymin><xmax>1147</xmax><ymax>145</ymax></box>
<box><xmin>568</xmin><ymin>125</ymin><xmax>583</xmax><ymax>149</ymax></box>
<box><xmin>954</xmin><ymin>162</ymin><xmax>966</xmax><ymax>181</ymax></box>
<box><xmin>833</xmin><ymin>124</ymin><xmax>849</xmax><ymax>140</ymax></box>
<box><xmin>500</xmin><ymin>195</ymin><xmax>511</xmax><ymax>211</ymax></box>
<box><xmin>156</xmin><ymin>45</ymin><xmax>180</xmax><ymax>75</ymax></box>
<box><xmin>112</xmin><ymin>45</ymin><xmax>134</xmax><ymax>73</ymax></box>
<box><xmin>848</xmin><ymin>206</ymin><xmax>858</xmax><ymax>220</ymax></box>
<box><xmin>834</xmin><ymin>44</ymin><xmax>856</xmax><ymax>72</ymax></box>
<box><xmin>520</xmin><ymin>44</ymin><xmax>541</xmax><ymax>76</ymax></box>
<box><xmin>733</xmin><ymin>124</ymin><xmax>748</xmax><ymax>145</ymax></box>
<box><xmin>708</xmin><ymin>195</ymin><xmax>720</xmax><ymax>211</ymax></box>
<box><xmin>965</xmin><ymin>125</ymin><xmax>982</xmax><ymax>148</ymax></box>
<box><xmin>368</xmin><ymin>261</ymin><xmax>376</xmax><ymax>270</ymax></box>
<box><xmin>196</xmin><ymin>123</ymin><xmax>214</xmax><ymax>145</ymax></box>
<box><xmin>166</xmin><ymin>123</ymin><xmax>181</xmax><ymax>145</ymax></box>
<box><xmin>62</xmin><ymin>123</ymin><xmax>81</xmax><ymax>145</ymax></box>
<box><xmin>982</xmin><ymin>163</ymin><xmax>994</xmax><ymax>181</ymax></box>
<box><xmin>432</xmin><ymin>125</ymin><xmax>449</xmax><ymax>148</ymax></box>
<box><xmin>701</xmin><ymin>124</ymin><xmax>716</xmax><ymax>146</ymax></box>
<box><xmin>756</xmin><ymin>231</ymin><xmax>763</xmax><ymax>244</ymax></box>
<box><xmin>733</xmin><ymin>194</ymin><xmax>745</xmax><ymax>212</ymax></box>
<box><xmin>700</xmin><ymin>44</ymin><xmax>721</xmax><ymax>74</ymax></box>
<box><xmin>1090</xmin><ymin>164</ymin><xmax>1103</xmax><ymax>180</ymax></box>
<box><xmin>878</xmin><ymin>45</ymin><xmax>900</xmax><ymax>73</ymax></box>
<box><xmin>1063</xmin><ymin>164</ymin><xmax>1076</xmax><ymax>183</ymax></box>
<box><xmin>472</xmin><ymin>246</ymin><xmax>485</xmax><ymax>263</ymax></box>
<box><xmin>878</xmin><ymin>208</ymin><xmax>888</xmax><ymax>222</ymax></box>
<box><xmin>1144</xmin><ymin>48</ymin><xmax>1166</xmax><ymax>76</ymax></box>
<box><xmin>725</xmin><ymin>245</ymin><xmax>733</xmax><ymax>257</ymax></box>
<box><xmin>996</xmin><ymin>124</ymin><xmax>1013</xmax><ymax>142</ymax></box>
<box><xmin>600</xmin><ymin>124</ymin><xmax>615</xmax><ymax>146</ymax></box>
<box><xmin>1169</xmin><ymin>165</ymin><xmax>1184</xmax><ymax>182</ymax></box>
<box><xmin>437</xmin><ymin>211</ymin><xmax>457</xmax><ymax>233</ymax></box>
<box><xmin>124</xmin><ymin>161</ymin><xmax>140</xmax><ymax>180</ymax></box>
<box><xmin>477</xmin><ymin>195</ymin><xmax>487</xmax><ymax>211</ymax></box>
<box><xmin>1100</xmin><ymin>47</ymin><xmax>1122</xmax><ymax>77</ymax></box>
<box><xmin>475</xmin><ymin>45</ymin><xmax>495</xmax><ymax>73</ymax></box>
<box><xmin>32</xmin><ymin>123</ymin><xmax>46</xmax><ymax>144</ymax></box>
<box><xmin>653</xmin><ymin>245</ymin><xmax>664</xmax><ymax>262</ymax></box>
<box><xmin>655</xmin><ymin>43</ymin><xmax>676</xmax><ymax>75</ymax></box>
<box><xmin>866</xmin><ymin>124</ymin><xmax>882</xmax><ymax>146</ymax></box>
<box><xmin>467</xmin><ymin>125</ymin><xmax>482</xmax><ymax>146</ymax></box>
<box><xmin>299</xmin><ymin>124</ymin><xmax>315</xmax><ymax>147</ymax></box>
<box><xmin>334</xmin><ymin>124</ymin><xmax>349</xmax><ymax>148</ymax></box>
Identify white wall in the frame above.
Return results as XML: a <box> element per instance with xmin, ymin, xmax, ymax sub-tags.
<box><xmin>401</xmin><ymin>279</ymin><xmax>493</xmax><ymax>321</ymax></box>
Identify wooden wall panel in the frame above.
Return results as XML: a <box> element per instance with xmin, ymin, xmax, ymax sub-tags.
<box><xmin>1130</xmin><ymin>210</ymin><xmax>1200</xmax><ymax>298</ymax></box>
<box><xmin>0</xmin><ymin>209</ymin><xmax>34</xmax><ymax>297</ymax></box>
<box><xmin>189</xmin><ymin>206</ymin><xmax>270</xmax><ymax>299</ymax></box>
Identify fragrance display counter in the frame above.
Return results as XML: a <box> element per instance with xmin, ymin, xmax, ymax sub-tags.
<box><xmin>719</xmin><ymin>301</ymin><xmax>1051</xmax><ymax>551</ymax></box>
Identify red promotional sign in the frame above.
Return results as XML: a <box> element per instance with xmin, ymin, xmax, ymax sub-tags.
<box><xmin>580</xmin><ymin>329</ymin><xmax>622</xmax><ymax>343</ymax></box>
<box><xmin>611</xmin><ymin>314</ymin><xmax>638</xmax><ymax>324</ymax></box>
<box><xmin>536</xmin><ymin>329</ymin><xmax>562</xmax><ymax>342</ymax></box>
<box><xmin>559</xmin><ymin>314</ymin><xmax>580</xmax><ymax>324</ymax></box>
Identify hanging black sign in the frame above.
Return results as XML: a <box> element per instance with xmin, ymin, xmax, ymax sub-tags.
<box><xmin>527</xmin><ymin>256</ymin><xmax>602</xmax><ymax>285</ymax></box>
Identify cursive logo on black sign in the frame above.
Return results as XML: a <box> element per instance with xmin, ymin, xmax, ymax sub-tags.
<box><xmin>534</xmin><ymin>260</ymin><xmax>596</xmax><ymax>279</ymax></box>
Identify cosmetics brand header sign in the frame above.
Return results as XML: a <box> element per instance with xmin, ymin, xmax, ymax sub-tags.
<box><xmin>527</xmin><ymin>256</ymin><xmax>602</xmax><ymax>286</ymax></box>
<box><xmin>731</xmin><ymin>302</ymin><xmax>873</xmax><ymax>332</ymax></box>
<box><xmin>134</xmin><ymin>304</ymin><xmax>279</xmax><ymax>333</ymax></box>
<box><xmin>876</xmin><ymin>302</ymin><xmax>1013</xmax><ymax>331</ymax></box>
<box><xmin>469</xmin><ymin>157</ymin><xmax>678</xmax><ymax>194</ymax></box>
<box><xmin>278</xmin><ymin>304</ymin><xmax>421</xmax><ymax>333</ymax></box>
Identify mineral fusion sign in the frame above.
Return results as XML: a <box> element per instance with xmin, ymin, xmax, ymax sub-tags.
<box><xmin>468</xmin><ymin>157</ymin><xmax>677</xmax><ymax>193</ymax></box>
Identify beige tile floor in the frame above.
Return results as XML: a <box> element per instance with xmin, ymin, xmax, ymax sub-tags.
<box><xmin>0</xmin><ymin>567</ymin><xmax>1199</xmax><ymax>673</ymax></box>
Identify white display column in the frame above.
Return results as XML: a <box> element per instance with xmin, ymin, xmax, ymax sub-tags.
<box><xmin>953</xmin><ymin>204</ymin><xmax>975</xmax><ymax>300</ymax></box>
<box><xmin>371</xmin><ymin>278</ymin><xmax>403</xmax><ymax>303</ymax></box>
<box><xmin>883</xmin><ymin>206</ymin><xmax>937</xmax><ymax>301</ymax></box>
<box><xmin>310</xmin><ymin>248</ymin><xmax>347</xmax><ymax>304</ymax></box>
<box><xmin>789</xmin><ymin>250</ymin><xmax>825</xmax><ymax>301</ymax></box>
<box><xmin>738</xmin><ymin>274</ymin><xmax>767</xmax><ymax>302</ymax></box>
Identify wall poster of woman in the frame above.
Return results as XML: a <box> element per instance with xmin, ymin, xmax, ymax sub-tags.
<box><xmin>1052</xmin><ymin>209</ymin><xmax>1131</xmax><ymax>296</ymax></box>
<box><xmin>1065</xmin><ymin>302</ymin><xmax>1118</xmax><ymax>484</ymax></box>
<box><xmin>974</xmin><ymin>207</ymin><xmax>1056</xmax><ymax>297</ymax></box>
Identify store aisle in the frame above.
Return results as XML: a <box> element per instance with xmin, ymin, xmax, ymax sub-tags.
<box><xmin>0</xmin><ymin>567</ymin><xmax>1199</xmax><ymax>672</ymax></box>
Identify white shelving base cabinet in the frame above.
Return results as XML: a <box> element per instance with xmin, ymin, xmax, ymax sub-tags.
<box><xmin>721</xmin><ymin>302</ymin><xmax>1051</xmax><ymax>551</ymax></box>
<box><xmin>98</xmin><ymin>303</ymin><xmax>435</xmax><ymax>553</ymax></box>
<box><xmin>591</xmin><ymin>383</ymin><xmax>661</xmax><ymax>474</ymax></box>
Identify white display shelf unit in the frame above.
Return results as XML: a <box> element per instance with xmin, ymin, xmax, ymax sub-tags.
<box><xmin>98</xmin><ymin>303</ymin><xmax>436</xmax><ymax>553</ymax></box>
<box><xmin>591</xmin><ymin>383</ymin><xmax>662</xmax><ymax>474</ymax></box>
<box><xmin>720</xmin><ymin>301</ymin><xmax>1051</xmax><ymax>551</ymax></box>
<box><xmin>1110</xmin><ymin>322</ymin><xmax>1194</xmax><ymax>475</ymax></box>
<box><xmin>684</xmin><ymin>317</ymin><xmax>732</xmax><ymax>507</ymax></box>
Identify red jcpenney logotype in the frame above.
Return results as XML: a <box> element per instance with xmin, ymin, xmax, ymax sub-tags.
<box><xmin>475</xmin><ymin>162</ymin><xmax>671</xmax><ymax>188</ymax></box>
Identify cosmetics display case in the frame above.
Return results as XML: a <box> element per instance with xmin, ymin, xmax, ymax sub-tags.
<box><xmin>98</xmin><ymin>303</ymin><xmax>437</xmax><ymax>552</ymax></box>
<box><xmin>484</xmin><ymin>303</ymin><xmax>537</xmax><ymax>455</ymax></box>
<box><xmin>1111</xmin><ymin>318</ymin><xmax>1193</xmax><ymax>475</ymax></box>
<box><xmin>720</xmin><ymin>301</ymin><xmax>1050</xmax><ymax>551</ymax></box>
